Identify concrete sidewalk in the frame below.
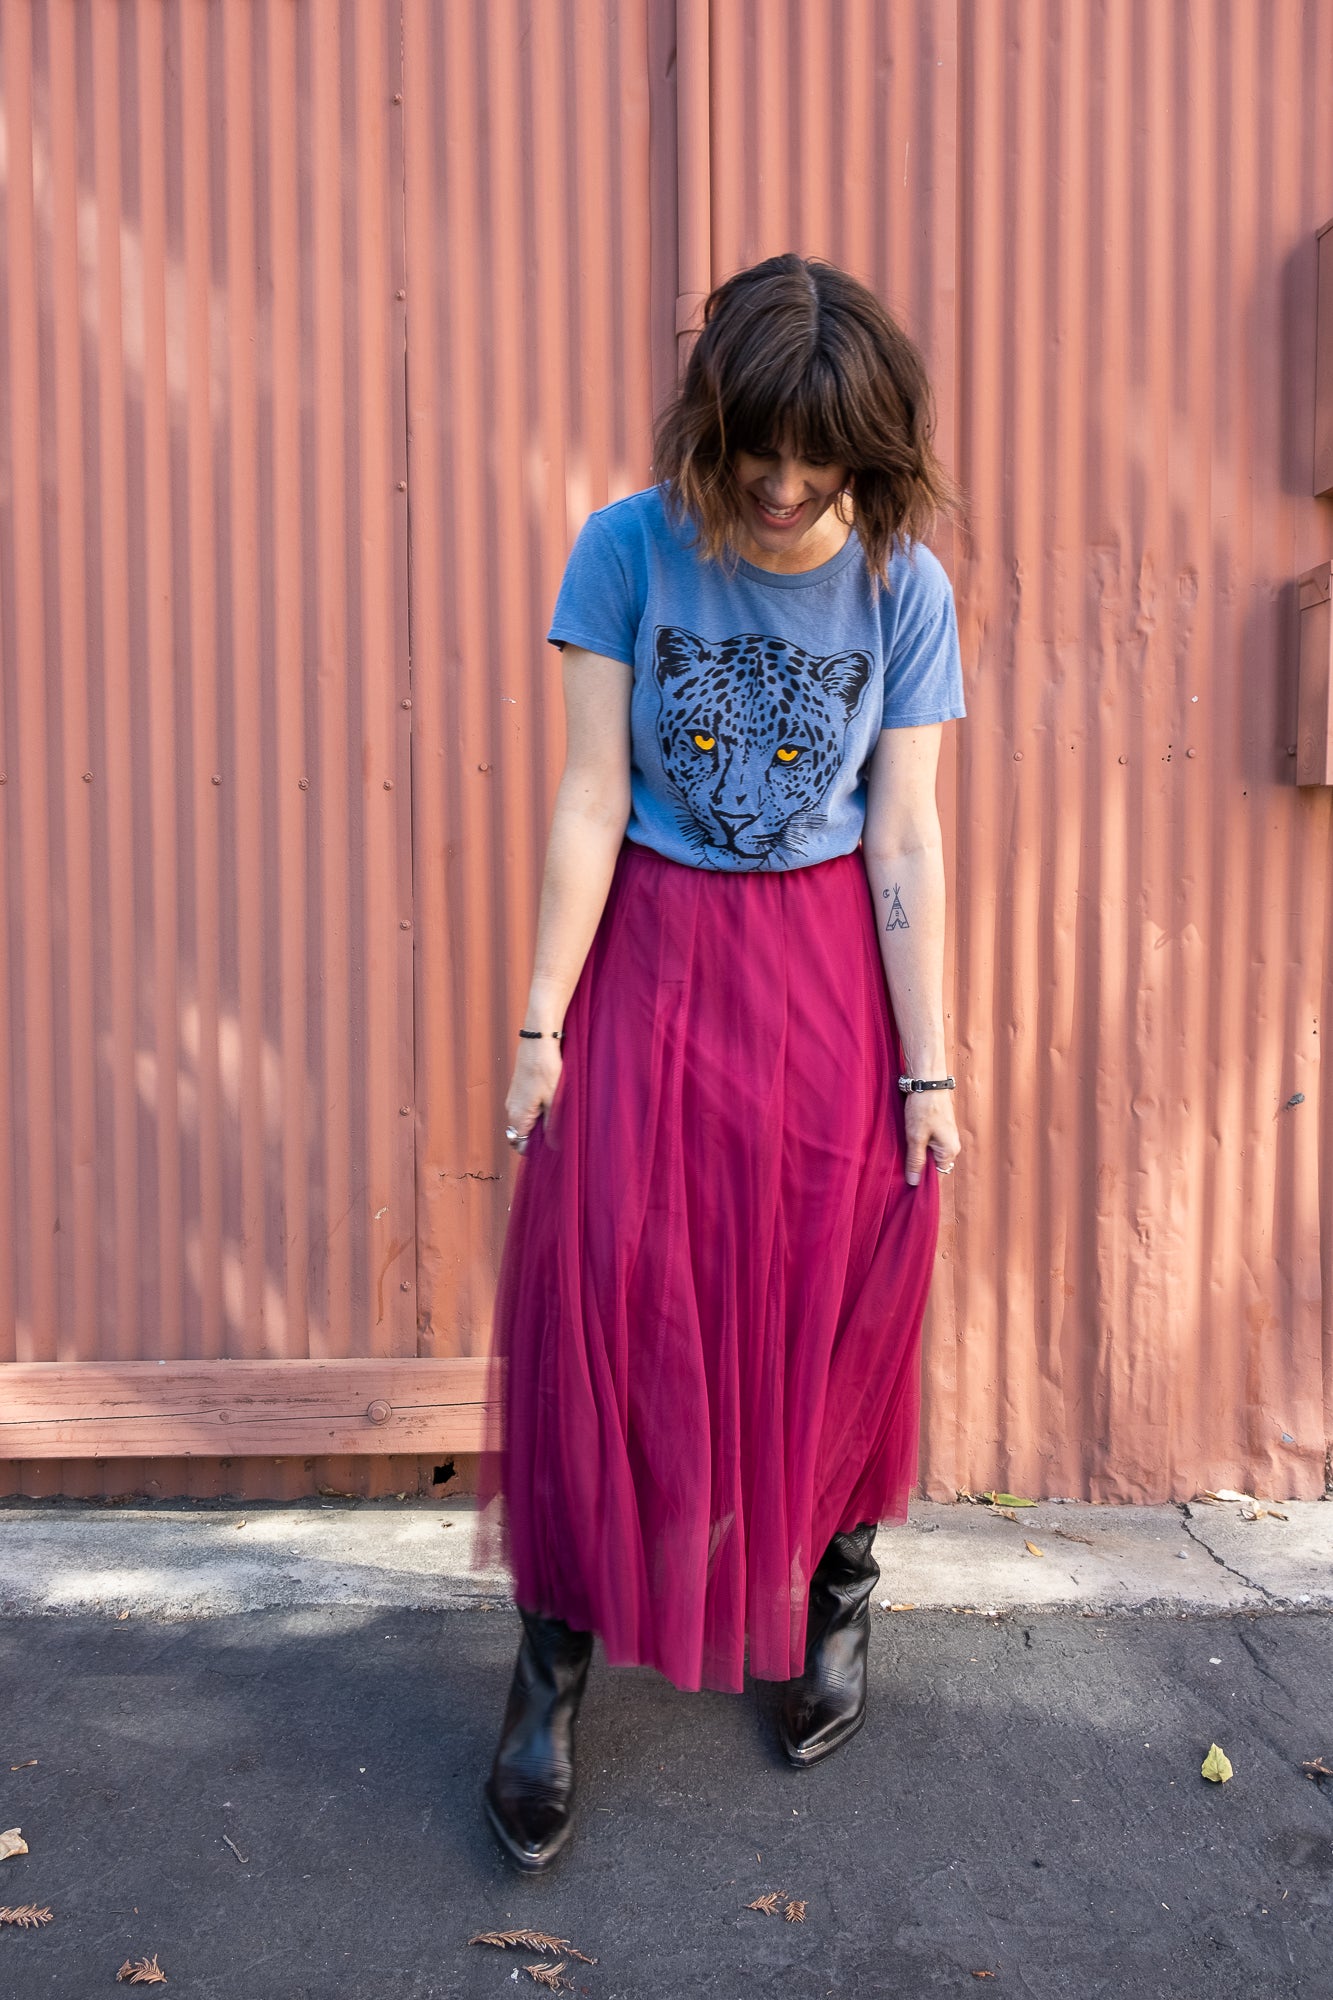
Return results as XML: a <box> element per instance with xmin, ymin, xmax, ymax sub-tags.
<box><xmin>1</xmin><ymin>1493</ymin><xmax>1329</xmax><ymax>1618</ymax></box>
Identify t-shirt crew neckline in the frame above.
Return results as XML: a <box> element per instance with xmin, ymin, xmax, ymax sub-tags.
<box><xmin>728</xmin><ymin>523</ymin><xmax>865</xmax><ymax>589</ymax></box>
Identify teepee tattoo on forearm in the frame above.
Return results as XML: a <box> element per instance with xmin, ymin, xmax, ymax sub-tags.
<box><xmin>883</xmin><ymin>883</ymin><xmax>910</xmax><ymax>931</ymax></box>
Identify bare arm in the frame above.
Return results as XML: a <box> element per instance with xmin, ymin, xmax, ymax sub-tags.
<box><xmin>862</xmin><ymin>723</ymin><xmax>961</xmax><ymax>1185</ymax></box>
<box><xmin>504</xmin><ymin>645</ymin><xmax>633</xmax><ymax>1145</ymax></box>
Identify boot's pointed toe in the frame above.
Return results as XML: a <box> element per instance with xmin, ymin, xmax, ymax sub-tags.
<box><xmin>780</xmin><ymin>1523</ymin><xmax>879</xmax><ymax>1768</ymax></box>
<box><xmin>483</xmin><ymin>1780</ymin><xmax>575</xmax><ymax>1871</ymax></box>
<box><xmin>484</xmin><ymin>1609</ymin><xmax>592</xmax><ymax>1872</ymax></box>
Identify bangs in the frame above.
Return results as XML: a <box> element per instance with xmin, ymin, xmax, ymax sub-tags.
<box><xmin>723</xmin><ymin>345</ymin><xmax>863</xmax><ymax>468</ymax></box>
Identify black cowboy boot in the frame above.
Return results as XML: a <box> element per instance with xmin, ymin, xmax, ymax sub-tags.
<box><xmin>483</xmin><ymin>1608</ymin><xmax>594</xmax><ymax>1871</ymax></box>
<box><xmin>778</xmin><ymin>1522</ymin><xmax>880</xmax><ymax>1767</ymax></box>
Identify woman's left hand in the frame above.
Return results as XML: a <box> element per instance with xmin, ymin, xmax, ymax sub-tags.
<box><xmin>904</xmin><ymin>1093</ymin><xmax>961</xmax><ymax>1187</ymax></box>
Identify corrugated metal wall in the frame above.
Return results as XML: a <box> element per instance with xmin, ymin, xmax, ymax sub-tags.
<box><xmin>939</xmin><ymin>0</ymin><xmax>1333</xmax><ymax>1501</ymax></box>
<box><xmin>3</xmin><ymin>1</ymin><xmax>1331</xmax><ymax>1502</ymax></box>
<box><xmin>401</xmin><ymin>0</ymin><xmax>674</xmax><ymax>1372</ymax></box>
<box><xmin>0</xmin><ymin>0</ymin><xmax>419</xmax><ymax>1497</ymax></box>
<box><xmin>684</xmin><ymin>0</ymin><xmax>1333</xmax><ymax>1502</ymax></box>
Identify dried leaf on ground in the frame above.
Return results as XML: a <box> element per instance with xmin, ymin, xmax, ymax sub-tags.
<box><xmin>1202</xmin><ymin>1489</ymin><xmax>1251</xmax><ymax>1504</ymax></box>
<box><xmin>1239</xmin><ymin>1500</ymin><xmax>1288</xmax><ymax>1522</ymax></box>
<box><xmin>0</xmin><ymin>1905</ymin><xmax>53</xmax><ymax>1927</ymax></box>
<box><xmin>1024</xmin><ymin>1541</ymin><xmax>1045</xmax><ymax>1558</ymax></box>
<box><xmin>564</xmin><ymin>1945</ymin><xmax>598</xmax><ymax>1964</ymax></box>
<box><xmin>888</xmin><ymin>1602</ymin><xmax>916</xmax><ymax>1612</ymax></box>
<box><xmin>972</xmin><ymin>1972</ymin><xmax>997</xmax><ymax>1980</ymax></box>
<box><xmin>523</xmin><ymin>1962</ymin><xmax>570</xmax><ymax>1991</ymax></box>
<box><xmin>1301</xmin><ymin>1757</ymin><xmax>1333</xmax><ymax>1782</ymax></box>
<box><xmin>1054</xmin><ymin>1528</ymin><xmax>1093</xmax><ymax>1545</ymax></box>
<box><xmin>117</xmin><ymin>1957</ymin><xmax>167</xmax><ymax>1984</ymax></box>
<box><xmin>8</xmin><ymin>1761</ymin><xmax>37</xmax><ymax>1771</ymax></box>
<box><xmin>470</xmin><ymin>1931</ymin><xmax>571</xmax><ymax>1954</ymax></box>
<box><xmin>1201</xmin><ymin>1743</ymin><xmax>1234</xmax><ymax>1784</ymax></box>
<box><xmin>0</xmin><ymin>1829</ymin><xmax>28</xmax><ymax>1861</ymax></box>
<box><xmin>746</xmin><ymin>1893</ymin><xmax>782</xmax><ymax>1914</ymax></box>
<box><xmin>784</xmin><ymin>1899</ymin><xmax>807</xmax><ymax>1922</ymax></box>
<box><xmin>987</xmin><ymin>1491</ymin><xmax>1036</xmax><ymax>1508</ymax></box>
<box><xmin>993</xmin><ymin>1507</ymin><xmax>1019</xmax><ymax>1522</ymax></box>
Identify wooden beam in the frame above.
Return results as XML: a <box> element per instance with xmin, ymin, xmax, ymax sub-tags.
<box><xmin>0</xmin><ymin>1358</ymin><xmax>500</xmax><ymax>1458</ymax></box>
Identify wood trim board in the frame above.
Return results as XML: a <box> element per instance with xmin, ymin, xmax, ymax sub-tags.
<box><xmin>0</xmin><ymin>1359</ymin><xmax>499</xmax><ymax>1458</ymax></box>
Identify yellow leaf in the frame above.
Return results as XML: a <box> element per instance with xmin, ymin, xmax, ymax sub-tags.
<box><xmin>1024</xmin><ymin>1541</ymin><xmax>1045</xmax><ymax>1558</ymax></box>
<box><xmin>987</xmin><ymin>1491</ymin><xmax>1037</xmax><ymax>1507</ymax></box>
<box><xmin>0</xmin><ymin>1830</ymin><xmax>28</xmax><ymax>1862</ymax></box>
<box><xmin>888</xmin><ymin>1602</ymin><xmax>916</xmax><ymax>1612</ymax></box>
<box><xmin>1201</xmin><ymin>1743</ymin><xmax>1233</xmax><ymax>1784</ymax></box>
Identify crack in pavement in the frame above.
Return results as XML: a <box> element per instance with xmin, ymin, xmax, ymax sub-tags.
<box><xmin>1178</xmin><ymin>1503</ymin><xmax>1278</xmax><ymax>1605</ymax></box>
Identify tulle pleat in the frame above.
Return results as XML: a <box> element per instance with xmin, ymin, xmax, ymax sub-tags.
<box><xmin>477</xmin><ymin>840</ymin><xmax>940</xmax><ymax>1693</ymax></box>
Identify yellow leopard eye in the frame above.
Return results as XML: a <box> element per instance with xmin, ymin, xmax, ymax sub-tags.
<box><xmin>692</xmin><ymin>733</ymin><xmax>716</xmax><ymax>752</ymax></box>
<box><xmin>775</xmin><ymin>745</ymin><xmax>801</xmax><ymax>764</ymax></box>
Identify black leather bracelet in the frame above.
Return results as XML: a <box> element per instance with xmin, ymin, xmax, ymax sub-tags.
<box><xmin>898</xmin><ymin>1074</ymin><xmax>956</xmax><ymax>1094</ymax></box>
<box><xmin>519</xmin><ymin>1028</ymin><xmax>564</xmax><ymax>1041</ymax></box>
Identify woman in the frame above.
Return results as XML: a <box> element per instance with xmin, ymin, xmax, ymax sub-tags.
<box><xmin>479</xmin><ymin>253</ymin><xmax>965</xmax><ymax>1872</ymax></box>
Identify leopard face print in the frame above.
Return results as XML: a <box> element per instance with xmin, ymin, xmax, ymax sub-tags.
<box><xmin>652</xmin><ymin>625</ymin><xmax>873</xmax><ymax>869</ymax></box>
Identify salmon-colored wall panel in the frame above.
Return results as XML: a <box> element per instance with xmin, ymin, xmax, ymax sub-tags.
<box><xmin>939</xmin><ymin>0</ymin><xmax>1333</xmax><ymax>1501</ymax></box>
<box><xmin>1</xmin><ymin>0</ymin><xmax>415</xmax><ymax>1499</ymax></box>
<box><xmin>2</xmin><ymin>2</ymin><xmax>1331</xmax><ymax>1504</ymax></box>
<box><xmin>401</xmin><ymin>0</ymin><xmax>671</xmax><ymax>1363</ymax></box>
<box><xmin>686</xmin><ymin>0</ymin><xmax>1333</xmax><ymax>1503</ymax></box>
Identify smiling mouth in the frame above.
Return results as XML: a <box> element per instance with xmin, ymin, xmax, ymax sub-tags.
<box><xmin>753</xmin><ymin>497</ymin><xmax>805</xmax><ymax>527</ymax></box>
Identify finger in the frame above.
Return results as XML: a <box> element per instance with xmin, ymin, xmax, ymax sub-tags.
<box><xmin>905</xmin><ymin>1132</ymin><xmax>928</xmax><ymax>1186</ymax></box>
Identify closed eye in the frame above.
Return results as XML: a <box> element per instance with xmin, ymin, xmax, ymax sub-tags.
<box><xmin>692</xmin><ymin>732</ymin><xmax>716</xmax><ymax>752</ymax></box>
<box><xmin>774</xmin><ymin>745</ymin><xmax>802</xmax><ymax>764</ymax></box>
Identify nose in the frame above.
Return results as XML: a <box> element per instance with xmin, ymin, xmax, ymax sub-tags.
<box><xmin>764</xmin><ymin>459</ymin><xmax>807</xmax><ymax>504</ymax></box>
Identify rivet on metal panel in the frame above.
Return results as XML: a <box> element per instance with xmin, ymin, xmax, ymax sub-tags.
<box><xmin>211</xmin><ymin>773</ymin><xmax>222</xmax><ymax>785</ymax></box>
<box><xmin>1118</xmin><ymin>755</ymin><xmax>1128</xmax><ymax>765</ymax></box>
<box><xmin>299</xmin><ymin>777</ymin><xmax>310</xmax><ymax>790</ymax></box>
<box><xmin>399</xmin><ymin>1105</ymin><xmax>411</xmax><ymax>1116</ymax></box>
<box><xmin>392</xmin><ymin>92</ymin><xmax>403</xmax><ymax>103</ymax></box>
<box><xmin>1186</xmin><ymin>748</ymin><xmax>1196</xmax><ymax>759</ymax></box>
<box><xmin>399</xmin><ymin>1280</ymin><xmax>410</xmax><ymax>1292</ymax></box>
<box><xmin>477</xmin><ymin>762</ymin><xmax>492</xmax><ymax>773</ymax></box>
<box><xmin>1013</xmin><ymin>751</ymin><xmax>1024</xmax><ymax>762</ymax></box>
<box><xmin>397</xmin><ymin>480</ymin><xmax>407</xmax><ymax>491</ymax></box>
<box><xmin>401</xmin><ymin>697</ymin><xmax>412</xmax><ymax>709</ymax></box>
<box><xmin>83</xmin><ymin>771</ymin><xmax>93</xmax><ymax>782</ymax></box>
<box><xmin>1288</xmin><ymin>746</ymin><xmax>1298</xmax><ymax>756</ymax></box>
<box><xmin>384</xmin><ymin>779</ymin><xmax>394</xmax><ymax>789</ymax></box>
<box><xmin>366</xmin><ymin>1400</ymin><xmax>392</xmax><ymax>1425</ymax></box>
<box><xmin>396</xmin><ymin>289</ymin><xmax>406</xmax><ymax>300</ymax></box>
<box><xmin>0</xmin><ymin>774</ymin><xmax>7</xmax><ymax>783</ymax></box>
<box><xmin>399</xmin><ymin>919</ymin><xmax>411</xmax><ymax>930</ymax></box>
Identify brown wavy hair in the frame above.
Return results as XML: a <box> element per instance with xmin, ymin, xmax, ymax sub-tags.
<box><xmin>652</xmin><ymin>253</ymin><xmax>959</xmax><ymax>587</ymax></box>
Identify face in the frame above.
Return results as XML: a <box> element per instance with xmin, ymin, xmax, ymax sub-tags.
<box><xmin>731</xmin><ymin>436</ymin><xmax>850</xmax><ymax>565</ymax></box>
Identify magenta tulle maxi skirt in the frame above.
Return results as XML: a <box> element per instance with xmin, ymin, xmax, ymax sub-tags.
<box><xmin>478</xmin><ymin>840</ymin><xmax>940</xmax><ymax>1694</ymax></box>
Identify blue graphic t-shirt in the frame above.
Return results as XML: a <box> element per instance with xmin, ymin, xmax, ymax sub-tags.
<box><xmin>547</xmin><ymin>484</ymin><xmax>965</xmax><ymax>873</ymax></box>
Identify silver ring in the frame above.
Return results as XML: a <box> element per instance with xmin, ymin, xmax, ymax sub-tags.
<box><xmin>936</xmin><ymin>1162</ymin><xmax>955</xmax><ymax>1175</ymax></box>
<box><xmin>504</xmin><ymin>1125</ymin><xmax>520</xmax><ymax>1143</ymax></box>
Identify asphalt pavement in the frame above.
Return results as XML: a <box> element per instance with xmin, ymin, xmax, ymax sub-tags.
<box><xmin>1</xmin><ymin>1503</ymin><xmax>1331</xmax><ymax>1998</ymax></box>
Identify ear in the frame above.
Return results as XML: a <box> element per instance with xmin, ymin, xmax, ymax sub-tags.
<box><xmin>654</xmin><ymin>625</ymin><xmax>710</xmax><ymax>684</ymax></box>
<box><xmin>815</xmin><ymin>648</ymin><xmax>873</xmax><ymax>714</ymax></box>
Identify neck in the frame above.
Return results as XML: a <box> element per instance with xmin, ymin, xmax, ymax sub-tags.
<box><xmin>733</xmin><ymin>496</ymin><xmax>854</xmax><ymax>574</ymax></box>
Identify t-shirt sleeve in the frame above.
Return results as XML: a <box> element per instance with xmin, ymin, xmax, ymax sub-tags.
<box><xmin>546</xmin><ymin>511</ymin><xmax>640</xmax><ymax>666</ymax></box>
<box><xmin>880</xmin><ymin>549</ymin><xmax>966</xmax><ymax>729</ymax></box>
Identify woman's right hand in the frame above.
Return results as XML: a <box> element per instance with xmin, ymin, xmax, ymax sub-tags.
<box><xmin>504</xmin><ymin>1037</ymin><xmax>564</xmax><ymax>1153</ymax></box>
